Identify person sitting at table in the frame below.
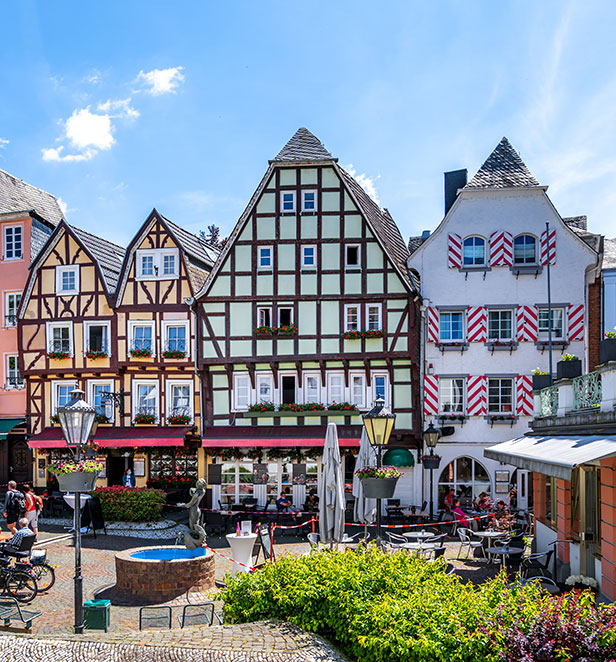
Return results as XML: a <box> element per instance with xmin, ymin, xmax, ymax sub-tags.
<box><xmin>451</xmin><ymin>498</ymin><xmax>469</xmax><ymax>529</ymax></box>
<box><xmin>443</xmin><ymin>488</ymin><xmax>456</xmax><ymax>511</ymax></box>
<box><xmin>277</xmin><ymin>491</ymin><xmax>292</xmax><ymax>512</ymax></box>
<box><xmin>494</xmin><ymin>500</ymin><xmax>508</xmax><ymax>519</ymax></box>
<box><xmin>304</xmin><ymin>489</ymin><xmax>319</xmax><ymax>512</ymax></box>
<box><xmin>476</xmin><ymin>492</ymin><xmax>492</xmax><ymax>511</ymax></box>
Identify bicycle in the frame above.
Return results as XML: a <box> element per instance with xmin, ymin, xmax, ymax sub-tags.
<box><xmin>0</xmin><ymin>558</ymin><xmax>37</xmax><ymax>603</ymax></box>
<box><xmin>16</xmin><ymin>550</ymin><xmax>55</xmax><ymax>593</ymax></box>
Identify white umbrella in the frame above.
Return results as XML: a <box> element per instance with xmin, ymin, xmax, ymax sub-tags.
<box><xmin>352</xmin><ymin>429</ymin><xmax>377</xmax><ymax>526</ymax></box>
<box><xmin>318</xmin><ymin>422</ymin><xmax>345</xmax><ymax>544</ymax></box>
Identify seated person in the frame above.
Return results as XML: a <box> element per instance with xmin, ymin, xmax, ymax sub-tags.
<box><xmin>451</xmin><ymin>498</ymin><xmax>469</xmax><ymax>529</ymax></box>
<box><xmin>476</xmin><ymin>492</ymin><xmax>492</xmax><ymax>511</ymax></box>
<box><xmin>2</xmin><ymin>517</ymin><xmax>35</xmax><ymax>552</ymax></box>
<box><xmin>276</xmin><ymin>492</ymin><xmax>292</xmax><ymax>512</ymax></box>
<box><xmin>443</xmin><ymin>488</ymin><xmax>456</xmax><ymax>511</ymax></box>
<box><xmin>494</xmin><ymin>500</ymin><xmax>508</xmax><ymax>519</ymax></box>
<box><xmin>304</xmin><ymin>489</ymin><xmax>319</xmax><ymax>512</ymax></box>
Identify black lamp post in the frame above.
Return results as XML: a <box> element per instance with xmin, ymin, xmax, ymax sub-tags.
<box><xmin>362</xmin><ymin>397</ymin><xmax>396</xmax><ymax>547</ymax></box>
<box><xmin>56</xmin><ymin>389</ymin><xmax>97</xmax><ymax>635</ymax></box>
<box><xmin>422</xmin><ymin>422</ymin><xmax>441</xmax><ymax>522</ymax></box>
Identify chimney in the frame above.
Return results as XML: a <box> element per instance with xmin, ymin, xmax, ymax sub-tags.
<box><xmin>444</xmin><ymin>169</ymin><xmax>467</xmax><ymax>215</ymax></box>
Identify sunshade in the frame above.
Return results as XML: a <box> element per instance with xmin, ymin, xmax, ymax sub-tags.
<box><xmin>318</xmin><ymin>423</ymin><xmax>346</xmax><ymax>544</ymax></box>
<box><xmin>352</xmin><ymin>429</ymin><xmax>376</xmax><ymax>525</ymax></box>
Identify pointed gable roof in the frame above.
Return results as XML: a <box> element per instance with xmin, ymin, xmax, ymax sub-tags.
<box><xmin>0</xmin><ymin>168</ymin><xmax>64</xmax><ymax>225</ymax></box>
<box><xmin>70</xmin><ymin>225</ymin><xmax>125</xmax><ymax>292</ymax></box>
<box><xmin>271</xmin><ymin>128</ymin><xmax>337</xmax><ymax>163</ymax></box>
<box><xmin>465</xmin><ymin>137</ymin><xmax>540</xmax><ymax>189</ymax></box>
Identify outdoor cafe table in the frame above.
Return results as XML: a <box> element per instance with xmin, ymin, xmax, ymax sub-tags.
<box><xmin>485</xmin><ymin>545</ymin><xmax>512</xmax><ymax>566</ymax></box>
<box><xmin>402</xmin><ymin>530</ymin><xmax>436</xmax><ymax>542</ymax></box>
<box><xmin>64</xmin><ymin>493</ymin><xmax>90</xmax><ymax>533</ymax></box>
<box><xmin>226</xmin><ymin>532</ymin><xmax>258</xmax><ymax>575</ymax></box>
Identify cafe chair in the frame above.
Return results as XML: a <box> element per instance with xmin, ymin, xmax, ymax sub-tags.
<box><xmin>456</xmin><ymin>527</ymin><xmax>485</xmax><ymax>560</ymax></box>
<box><xmin>520</xmin><ymin>549</ymin><xmax>554</xmax><ymax>579</ymax></box>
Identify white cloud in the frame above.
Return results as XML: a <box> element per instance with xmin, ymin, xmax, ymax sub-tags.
<box><xmin>56</xmin><ymin>197</ymin><xmax>68</xmax><ymax>215</ymax></box>
<box><xmin>42</xmin><ymin>146</ymin><xmax>97</xmax><ymax>162</ymax></box>
<box><xmin>65</xmin><ymin>107</ymin><xmax>114</xmax><ymax>151</ymax></box>
<box><xmin>97</xmin><ymin>98</ymin><xmax>140</xmax><ymax>120</ymax></box>
<box><xmin>83</xmin><ymin>70</ymin><xmax>102</xmax><ymax>85</ymax></box>
<box><xmin>344</xmin><ymin>164</ymin><xmax>381</xmax><ymax>204</ymax></box>
<box><xmin>0</xmin><ymin>138</ymin><xmax>8</xmax><ymax>148</ymax></box>
<box><xmin>136</xmin><ymin>66</ymin><xmax>185</xmax><ymax>95</ymax></box>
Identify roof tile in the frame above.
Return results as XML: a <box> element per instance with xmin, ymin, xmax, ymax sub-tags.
<box><xmin>272</xmin><ymin>128</ymin><xmax>336</xmax><ymax>163</ymax></box>
<box><xmin>465</xmin><ymin>137</ymin><xmax>540</xmax><ymax>189</ymax></box>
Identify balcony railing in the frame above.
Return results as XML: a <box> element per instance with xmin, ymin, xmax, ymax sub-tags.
<box><xmin>539</xmin><ymin>386</ymin><xmax>559</xmax><ymax>416</ymax></box>
<box><xmin>4</xmin><ymin>314</ymin><xmax>17</xmax><ymax>327</ymax></box>
<box><xmin>573</xmin><ymin>372</ymin><xmax>602</xmax><ymax>410</ymax></box>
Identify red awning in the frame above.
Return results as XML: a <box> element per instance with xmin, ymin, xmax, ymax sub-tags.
<box><xmin>28</xmin><ymin>427</ymin><xmax>190</xmax><ymax>449</ymax></box>
<box><xmin>203</xmin><ymin>438</ymin><xmax>359</xmax><ymax>448</ymax></box>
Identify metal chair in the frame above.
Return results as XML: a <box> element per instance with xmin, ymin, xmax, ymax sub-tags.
<box><xmin>521</xmin><ymin>549</ymin><xmax>554</xmax><ymax>579</ymax></box>
<box><xmin>385</xmin><ymin>532</ymin><xmax>407</xmax><ymax>550</ymax></box>
<box><xmin>178</xmin><ymin>602</ymin><xmax>221</xmax><ymax>628</ymax></box>
<box><xmin>139</xmin><ymin>606</ymin><xmax>172</xmax><ymax>630</ymax></box>
<box><xmin>307</xmin><ymin>532</ymin><xmax>325</xmax><ymax>552</ymax></box>
<box><xmin>456</xmin><ymin>527</ymin><xmax>485</xmax><ymax>560</ymax></box>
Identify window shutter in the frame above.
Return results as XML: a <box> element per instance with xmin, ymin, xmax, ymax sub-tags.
<box><xmin>540</xmin><ymin>229</ymin><xmax>556</xmax><ymax>265</ymax></box>
<box><xmin>568</xmin><ymin>304</ymin><xmax>584</xmax><ymax>341</ymax></box>
<box><xmin>516</xmin><ymin>375</ymin><xmax>533</xmax><ymax>416</ymax></box>
<box><xmin>426</xmin><ymin>307</ymin><xmax>440</xmax><ymax>344</ymax></box>
<box><xmin>517</xmin><ymin>305</ymin><xmax>538</xmax><ymax>342</ymax></box>
<box><xmin>467</xmin><ymin>306</ymin><xmax>487</xmax><ymax>342</ymax></box>
<box><xmin>423</xmin><ymin>375</ymin><xmax>439</xmax><ymax>416</ymax></box>
<box><xmin>448</xmin><ymin>233</ymin><xmax>462</xmax><ymax>268</ymax></box>
<box><xmin>467</xmin><ymin>376</ymin><xmax>486</xmax><ymax>416</ymax></box>
<box><xmin>490</xmin><ymin>231</ymin><xmax>513</xmax><ymax>266</ymax></box>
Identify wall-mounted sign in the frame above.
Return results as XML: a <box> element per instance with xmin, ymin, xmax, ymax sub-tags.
<box><xmin>207</xmin><ymin>463</ymin><xmax>222</xmax><ymax>485</ymax></box>
<box><xmin>133</xmin><ymin>458</ymin><xmax>145</xmax><ymax>477</ymax></box>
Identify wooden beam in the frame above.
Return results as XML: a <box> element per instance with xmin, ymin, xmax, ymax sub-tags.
<box><xmin>364</xmin><ymin>359</ymin><xmax>371</xmax><ymax>387</ymax></box>
<box><xmin>270</xmin><ymin>363</ymin><xmax>279</xmax><ymax>389</ymax></box>
<box><xmin>319</xmin><ymin>360</ymin><xmax>326</xmax><ymax>387</ymax></box>
<box><xmin>342</xmin><ymin>359</ymin><xmax>349</xmax><ymax>388</ymax></box>
<box><xmin>295</xmin><ymin>361</ymin><xmax>302</xmax><ymax>382</ymax></box>
<box><xmin>247</xmin><ymin>363</ymin><xmax>256</xmax><ymax>389</ymax></box>
<box><xmin>385</xmin><ymin>357</ymin><xmax>394</xmax><ymax>382</ymax></box>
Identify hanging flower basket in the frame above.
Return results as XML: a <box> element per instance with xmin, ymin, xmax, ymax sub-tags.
<box><xmin>421</xmin><ymin>455</ymin><xmax>441</xmax><ymax>470</ymax></box>
<box><xmin>355</xmin><ymin>466</ymin><xmax>403</xmax><ymax>499</ymax></box>
<box><xmin>48</xmin><ymin>460</ymin><xmax>104</xmax><ymax>493</ymax></box>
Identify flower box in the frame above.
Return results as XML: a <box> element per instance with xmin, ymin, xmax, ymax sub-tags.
<box><xmin>600</xmin><ymin>338</ymin><xmax>616</xmax><ymax>364</ymax></box>
<box><xmin>130</xmin><ymin>348</ymin><xmax>152</xmax><ymax>359</ymax></box>
<box><xmin>327</xmin><ymin>402</ymin><xmax>359</xmax><ymax>412</ymax></box>
<box><xmin>168</xmin><ymin>414</ymin><xmax>191</xmax><ymax>425</ymax></box>
<box><xmin>343</xmin><ymin>329</ymin><xmax>383</xmax><ymax>340</ymax></box>
<box><xmin>556</xmin><ymin>358</ymin><xmax>582</xmax><ymax>380</ymax></box>
<box><xmin>438</xmin><ymin>414</ymin><xmax>466</xmax><ymax>424</ymax></box>
<box><xmin>95</xmin><ymin>414</ymin><xmax>110</xmax><ymax>424</ymax></box>
<box><xmin>361</xmin><ymin>478</ymin><xmax>399</xmax><ymax>499</ymax></box>
<box><xmin>162</xmin><ymin>349</ymin><xmax>186</xmax><ymax>360</ymax></box>
<box><xmin>255</xmin><ymin>326</ymin><xmax>277</xmax><ymax>336</ymax></box>
<box><xmin>47</xmin><ymin>351</ymin><xmax>70</xmax><ymax>360</ymax></box>
<box><xmin>278</xmin><ymin>324</ymin><xmax>298</xmax><ymax>336</ymax></box>
<box><xmin>85</xmin><ymin>350</ymin><xmax>108</xmax><ymax>360</ymax></box>
<box><xmin>532</xmin><ymin>374</ymin><xmax>552</xmax><ymax>390</ymax></box>
<box><xmin>486</xmin><ymin>414</ymin><xmax>518</xmax><ymax>425</ymax></box>
<box><xmin>248</xmin><ymin>403</ymin><xmax>276</xmax><ymax>413</ymax></box>
<box><xmin>134</xmin><ymin>413</ymin><xmax>156</xmax><ymax>425</ymax></box>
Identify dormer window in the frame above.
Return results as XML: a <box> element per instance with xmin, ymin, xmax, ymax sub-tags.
<box><xmin>55</xmin><ymin>266</ymin><xmax>79</xmax><ymax>295</ymax></box>
<box><xmin>281</xmin><ymin>191</ymin><xmax>296</xmax><ymax>213</ymax></box>
<box><xmin>136</xmin><ymin>249</ymin><xmax>180</xmax><ymax>280</ymax></box>
<box><xmin>141</xmin><ymin>255</ymin><xmax>154</xmax><ymax>276</ymax></box>
<box><xmin>302</xmin><ymin>190</ymin><xmax>317</xmax><ymax>212</ymax></box>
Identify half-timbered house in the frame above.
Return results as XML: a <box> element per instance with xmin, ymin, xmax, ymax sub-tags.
<box><xmin>195</xmin><ymin>129</ymin><xmax>421</xmax><ymax>508</ymax></box>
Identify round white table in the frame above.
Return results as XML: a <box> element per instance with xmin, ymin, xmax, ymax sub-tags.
<box><xmin>403</xmin><ymin>530</ymin><xmax>436</xmax><ymax>541</ymax></box>
<box><xmin>63</xmin><ymin>493</ymin><xmax>90</xmax><ymax>533</ymax></box>
<box><xmin>226</xmin><ymin>533</ymin><xmax>258</xmax><ymax>575</ymax></box>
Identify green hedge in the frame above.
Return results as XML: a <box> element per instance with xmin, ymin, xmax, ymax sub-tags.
<box><xmin>91</xmin><ymin>486</ymin><xmax>166</xmax><ymax>522</ymax></box>
<box><xmin>221</xmin><ymin>547</ymin><xmax>616</xmax><ymax>662</ymax></box>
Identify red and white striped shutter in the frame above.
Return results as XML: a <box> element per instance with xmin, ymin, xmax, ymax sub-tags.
<box><xmin>541</xmin><ymin>229</ymin><xmax>556</xmax><ymax>265</ymax></box>
<box><xmin>516</xmin><ymin>375</ymin><xmax>533</xmax><ymax>416</ymax></box>
<box><xmin>424</xmin><ymin>375</ymin><xmax>439</xmax><ymax>416</ymax></box>
<box><xmin>426</xmin><ymin>307</ymin><xmax>440</xmax><ymax>344</ymax></box>
<box><xmin>467</xmin><ymin>306</ymin><xmax>487</xmax><ymax>342</ymax></box>
<box><xmin>568</xmin><ymin>304</ymin><xmax>584</xmax><ymax>341</ymax></box>
<box><xmin>517</xmin><ymin>305</ymin><xmax>538</xmax><ymax>342</ymax></box>
<box><xmin>448</xmin><ymin>233</ymin><xmax>462</xmax><ymax>268</ymax></box>
<box><xmin>490</xmin><ymin>231</ymin><xmax>513</xmax><ymax>266</ymax></box>
<box><xmin>467</xmin><ymin>376</ymin><xmax>487</xmax><ymax>416</ymax></box>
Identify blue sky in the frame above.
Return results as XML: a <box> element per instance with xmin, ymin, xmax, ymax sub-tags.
<box><xmin>0</xmin><ymin>1</ymin><xmax>615</xmax><ymax>245</ymax></box>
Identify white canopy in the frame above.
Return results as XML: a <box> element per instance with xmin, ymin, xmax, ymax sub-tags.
<box><xmin>318</xmin><ymin>423</ymin><xmax>346</xmax><ymax>543</ymax></box>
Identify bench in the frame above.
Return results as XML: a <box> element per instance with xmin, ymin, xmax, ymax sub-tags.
<box><xmin>0</xmin><ymin>597</ymin><xmax>41</xmax><ymax>629</ymax></box>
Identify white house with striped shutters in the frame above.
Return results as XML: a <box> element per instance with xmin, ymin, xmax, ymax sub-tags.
<box><xmin>408</xmin><ymin>137</ymin><xmax>600</xmax><ymax>510</ymax></box>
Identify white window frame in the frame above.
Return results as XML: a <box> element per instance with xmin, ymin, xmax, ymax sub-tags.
<box><xmin>55</xmin><ymin>265</ymin><xmax>80</xmax><ymax>295</ymax></box>
<box><xmin>301</xmin><ymin>190</ymin><xmax>317</xmax><ymax>213</ymax></box>
<box><xmin>327</xmin><ymin>373</ymin><xmax>345</xmax><ymax>404</ymax></box>
<box><xmin>258</xmin><ymin>246</ymin><xmax>273</xmax><ymax>270</ymax></box>
<box><xmin>439</xmin><ymin>310</ymin><xmax>465</xmax><ymax>343</ymax></box>
<box><xmin>280</xmin><ymin>191</ymin><xmax>296</xmax><ymax>213</ymax></box>
<box><xmin>372</xmin><ymin>373</ymin><xmax>390</xmax><ymax>407</ymax></box>
<box><xmin>128</xmin><ymin>320</ymin><xmax>156</xmax><ymax>357</ymax></box>
<box><xmin>277</xmin><ymin>306</ymin><xmax>294</xmax><ymax>326</ymax></box>
<box><xmin>4</xmin><ymin>292</ymin><xmax>21</xmax><ymax>327</ymax></box>
<box><xmin>3</xmin><ymin>224</ymin><xmax>23</xmax><ymax>261</ymax></box>
<box><xmin>487</xmin><ymin>378</ymin><xmax>514</xmax><ymax>414</ymax></box>
<box><xmin>344</xmin><ymin>304</ymin><xmax>360</xmax><ymax>332</ymax></box>
<box><xmin>279</xmin><ymin>372</ymin><xmax>298</xmax><ymax>405</ymax></box>
<box><xmin>132</xmin><ymin>379</ymin><xmax>160</xmax><ymax>419</ymax></box>
<box><xmin>366</xmin><ymin>303</ymin><xmax>382</xmax><ymax>331</ymax></box>
<box><xmin>463</xmin><ymin>236</ymin><xmax>487</xmax><ymax>267</ymax></box>
<box><xmin>439</xmin><ymin>377</ymin><xmax>465</xmax><ymax>413</ymax></box>
<box><xmin>350</xmin><ymin>373</ymin><xmax>365</xmax><ymax>409</ymax></box>
<box><xmin>256</xmin><ymin>374</ymin><xmax>274</xmax><ymax>404</ymax></box>
<box><xmin>257</xmin><ymin>306</ymin><xmax>272</xmax><ymax>327</ymax></box>
<box><xmin>46</xmin><ymin>321</ymin><xmax>74</xmax><ymax>356</ymax></box>
<box><xmin>513</xmin><ymin>234</ymin><xmax>538</xmax><ymax>265</ymax></box>
<box><xmin>301</xmin><ymin>245</ymin><xmax>316</xmax><ymax>269</ymax></box>
<box><xmin>5</xmin><ymin>355</ymin><xmax>23</xmax><ymax>389</ymax></box>
<box><xmin>135</xmin><ymin>248</ymin><xmax>180</xmax><ymax>280</ymax></box>
<box><xmin>83</xmin><ymin>320</ymin><xmax>111</xmax><ymax>356</ymax></box>
<box><xmin>537</xmin><ymin>307</ymin><xmax>565</xmax><ymax>341</ymax></box>
<box><xmin>166</xmin><ymin>379</ymin><xmax>194</xmax><ymax>420</ymax></box>
<box><xmin>345</xmin><ymin>244</ymin><xmax>361</xmax><ymax>268</ymax></box>
<box><xmin>88</xmin><ymin>379</ymin><xmax>115</xmax><ymax>422</ymax></box>
<box><xmin>303</xmin><ymin>373</ymin><xmax>321</xmax><ymax>403</ymax></box>
<box><xmin>232</xmin><ymin>373</ymin><xmax>251</xmax><ymax>412</ymax></box>
<box><xmin>487</xmin><ymin>309</ymin><xmax>513</xmax><ymax>342</ymax></box>
<box><xmin>52</xmin><ymin>380</ymin><xmax>77</xmax><ymax>414</ymax></box>
<box><xmin>161</xmin><ymin>319</ymin><xmax>190</xmax><ymax>357</ymax></box>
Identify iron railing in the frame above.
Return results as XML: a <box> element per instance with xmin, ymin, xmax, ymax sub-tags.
<box><xmin>165</xmin><ymin>339</ymin><xmax>186</xmax><ymax>353</ymax></box>
<box><xmin>48</xmin><ymin>339</ymin><xmax>71</xmax><ymax>353</ymax></box>
<box><xmin>5</xmin><ymin>376</ymin><xmax>24</xmax><ymax>389</ymax></box>
<box><xmin>573</xmin><ymin>372</ymin><xmax>602</xmax><ymax>410</ymax></box>
<box><xmin>131</xmin><ymin>338</ymin><xmax>153</xmax><ymax>352</ymax></box>
<box><xmin>4</xmin><ymin>314</ymin><xmax>17</xmax><ymax>327</ymax></box>
<box><xmin>539</xmin><ymin>386</ymin><xmax>559</xmax><ymax>416</ymax></box>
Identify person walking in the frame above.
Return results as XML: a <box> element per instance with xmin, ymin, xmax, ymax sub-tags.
<box><xmin>122</xmin><ymin>469</ymin><xmax>136</xmax><ymax>488</ymax></box>
<box><xmin>23</xmin><ymin>485</ymin><xmax>42</xmax><ymax>537</ymax></box>
<box><xmin>3</xmin><ymin>481</ymin><xmax>26</xmax><ymax>534</ymax></box>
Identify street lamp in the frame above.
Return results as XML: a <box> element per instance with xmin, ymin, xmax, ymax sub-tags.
<box><xmin>56</xmin><ymin>389</ymin><xmax>97</xmax><ymax>635</ymax></box>
<box><xmin>362</xmin><ymin>397</ymin><xmax>396</xmax><ymax>546</ymax></box>
<box><xmin>422</xmin><ymin>422</ymin><xmax>441</xmax><ymax>522</ymax></box>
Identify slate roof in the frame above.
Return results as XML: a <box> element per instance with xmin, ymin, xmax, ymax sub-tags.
<box><xmin>563</xmin><ymin>216</ymin><xmax>588</xmax><ymax>233</ymax></box>
<box><xmin>408</xmin><ymin>236</ymin><xmax>425</xmax><ymax>255</ymax></box>
<box><xmin>31</xmin><ymin>219</ymin><xmax>54</xmax><ymax>262</ymax></box>
<box><xmin>0</xmin><ymin>168</ymin><xmax>64</xmax><ymax>226</ymax></box>
<box><xmin>604</xmin><ymin>238</ymin><xmax>616</xmax><ymax>270</ymax></box>
<box><xmin>71</xmin><ymin>225</ymin><xmax>126</xmax><ymax>292</ymax></box>
<box><xmin>465</xmin><ymin>137</ymin><xmax>541</xmax><ymax>189</ymax></box>
<box><xmin>271</xmin><ymin>128</ymin><xmax>336</xmax><ymax>163</ymax></box>
<box><xmin>163</xmin><ymin>216</ymin><xmax>219</xmax><ymax>268</ymax></box>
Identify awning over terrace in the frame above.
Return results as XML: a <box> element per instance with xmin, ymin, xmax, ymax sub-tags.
<box><xmin>202</xmin><ymin>438</ymin><xmax>360</xmax><ymax>448</ymax></box>
<box><xmin>28</xmin><ymin>427</ymin><xmax>191</xmax><ymax>449</ymax></box>
<box><xmin>484</xmin><ymin>434</ymin><xmax>616</xmax><ymax>481</ymax></box>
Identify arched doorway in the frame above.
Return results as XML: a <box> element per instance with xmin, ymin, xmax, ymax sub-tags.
<box><xmin>437</xmin><ymin>456</ymin><xmax>491</xmax><ymax>509</ymax></box>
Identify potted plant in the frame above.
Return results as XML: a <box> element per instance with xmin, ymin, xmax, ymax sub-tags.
<box><xmin>421</xmin><ymin>454</ymin><xmax>441</xmax><ymax>470</ymax></box>
<box><xmin>532</xmin><ymin>368</ymin><xmax>552</xmax><ymax>390</ymax></box>
<box><xmin>556</xmin><ymin>353</ymin><xmax>582</xmax><ymax>380</ymax></box>
<box><xmin>85</xmin><ymin>349</ymin><xmax>108</xmax><ymax>360</ymax></box>
<box><xmin>48</xmin><ymin>458</ymin><xmax>104</xmax><ymax>492</ymax></box>
<box><xmin>600</xmin><ymin>328</ymin><xmax>616</xmax><ymax>364</ymax></box>
<box><xmin>130</xmin><ymin>347</ymin><xmax>152</xmax><ymax>358</ymax></box>
<box><xmin>564</xmin><ymin>575</ymin><xmax>598</xmax><ymax>593</ymax></box>
<box><xmin>134</xmin><ymin>412</ymin><xmax>156</xmax><ymax>425</ymax></box>
<box><xmin>167</xmin><ymin>414</ymin><xmax>191</xmax><ymax>425</ymax></box>
<box><xmin>47</xmin><ymin>350</ymin><xmax>70</xmax><ymax>360</ymax></box>
<box><xmin>354</xmin><ymin>466</ymin><xmax>403</xmax><ymax>499</ymax></box>
<box><xmin>162</xmin><ymin>349</ymin><xmax>186</xmax><ymax>359</ymax></box>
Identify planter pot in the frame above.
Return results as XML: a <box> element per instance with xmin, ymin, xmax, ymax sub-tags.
<box><xmin>532</xmin><ymin>374</ymin><xmax>552</xmax><ymax>390</ymax></box>
<box><xmin>421</xmin><ymin>457</ymin><xmax>441</xmax><ymax>470</ymax></box>
<box><xmin>556</xmin><ymin>359</ymin><xmax>582</xmax><ymax>380</ymax></box>
<box><xmin>600</xmin><ymin>338</ymin><xmax>616</xmax><ymax>365</ymax></box>
<box><xmin>361</xmin><ymin>477</ymin><xmax>399</xmax><ymax>499</ymax></box>
<box><xmin>57</xmin><ymin>471</ymin><xmax>99</xmax><ymax>492</ymax></box>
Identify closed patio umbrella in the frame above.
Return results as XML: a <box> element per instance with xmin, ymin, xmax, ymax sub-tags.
<box><xmin>318</xmin><ymin>422</ymin><xmax>345</xmax><ymax>544</ymax></box>
<box><xmin>352</xmin><ymin>429</ymin><xmax>377</xmax><ymax>527</ymax></box>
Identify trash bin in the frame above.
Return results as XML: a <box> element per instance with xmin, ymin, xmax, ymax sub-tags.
<box><xmin>83</xmin><ymin>599</ymin><xmax>111</xmax><ymax>632</ymax></box>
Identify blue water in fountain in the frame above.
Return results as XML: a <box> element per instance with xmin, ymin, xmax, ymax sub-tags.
<box><xmin>131</xmin><ymin>547</ymin><xmax>208</xmax><ymax>560</ymax></box>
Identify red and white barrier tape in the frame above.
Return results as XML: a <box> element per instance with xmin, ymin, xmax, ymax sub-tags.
<box><xmin>272</xmin><ymin>518</ymin><xmax>317</xmax><ymax>531</ymax></box>
<box><xmin>203</xmin><ymin>544</ymin><xmax>256</xmax><ymax>572</ymax></box>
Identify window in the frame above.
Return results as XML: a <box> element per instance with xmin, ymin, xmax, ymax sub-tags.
<box><xmin>5</xmin><ymin>356</ymin><xmax>23</xmax><ymax>389</ymax></box>
<box><xmin>545</xmin><ymin>475</ymin><xmax>557</xmax><ymax>528</ymax></box>
<box><xmin>257</xmin><ymin>375</ymin><xmax>273</xmax><ymax>403</ymax></box>
<box><xmin>488</xmin><ymin>378</ymin><xmax>513</xmax><ymax>413</ymax></box>
<box><xmin>345</xmin><ymin>245</ymin><xmax>360</xmax><ymax>268</ymax></box>
<box><xmin>374</xmin><ymin>375</ymin><xmax>388</xmax><ymax>405</ymax></box>
<box><xmin>53</xmin><ymin>382</ymin><xmax>75</xmax><ymax>413</ymax></box>
<box><xmin>344</xmin><ymin>305</ymin><xmax>359</xmax><ymax>332</ymax></box>
<box><xmin>258</xmin><ymin>246</ymin><xmax>272</xmax><ymax>269</ymax></box>
<box><xmin>134</xmin><ymin>381</ymin><xmax>159</xmax><ymax>418</ymax></box>
<box><xmin>440</xmin><ymin>378</ymin><xmax>464</xmax><ymax>413</ymax></box>
<box><xmin>136</xmin><ymin>249</ymin><xmax>180</xmax><ymax>279</ymax></box>
<box><xmin>129</xmin><ymin>321</ymin><xmax>155</xmax><ymax>355</ymax></box>
<box><xmin>257</xmin><ymin>307</ymin><xmax>271</xmax><ymax>327</ymax></box>
<box><xmin>301</xmin><ymin>190</ymin><xmax>317</xmax><ymax>212</ymax></box>
<box><xmin>140</xmin><ymin>254</ymin><xmax>154</xmax><ymax>276</ymax></box>
<box><xmin>438</xmin><ymin>457</ymin><xmax>491</xmax><ymax>507</ymax></box>
<box><xmin>301</xmin><ymin>245</ymin><xmax>316</xmax><ymax>268</ymax></box>
<box><xmin>3</xmin><ymin>226</ymin><xmax>23</xmax><ymax>260</ymax></box>
<box><xmin>366</xmin><ymin>304</ymin><xmax>382</xmax><ymax>331</ymax></box>
<box><xmin>85</xmin><ymin>322</ymin><xmax>110</xmax><ymax>354</ymax></box>
<box><xmin>233</xmin><ymin>374</ymin><xmax>251</xmax><ymax>411</ymax></box>
<box><xmin>4</xmin><ymin>293</ymin><xmax>21</xmax><ymax>327</ymax></box>
<box><xmin>89</xmin><ymin>381</ymin><xmax>114</xmax><ymax>421</ymax></box>
<box><xmin>514</xmin><ymin>235</ymin><xmax>537</xmax><ymax>264</ymax></box>
<box><xmin>327</xmin><ymin>374</ymin><xmax>344</xmax><ymax>403</ymax></box>
<box><xmin>281</xmin><ymin>375</ymin><xmax>296</xmax><ymax>404</ymax></box>
<box><xmin>278</xmin><ymin>307</ymin><xmax>293</xmax><ymax>326</ymax></box>
<box><xmin>538</xmin><ymin>308</ymin><xmax>564</xmax><ymax>340</ymax></box>
<box><xmin>55</xmin><ymin>266</ymin><xmax>79</xmax><ymax>295</ymax></box>
<box><xmin>167</xmin><ymin>381</ymin><xmax>192</xmax><ymax>419</ymax></box>
<box><xmin>162</xmin><ymin>321</ymin><xmax>188</xmax><ymax>354</ymax></box>
<box><xmin>221</xmin><ymin>459</ymin><xmax>255</xmax><ymax>505</ymax></box>
<box><xmin>280</xmin><ymin>191</ymin><xmax>296</xmax><ymax>213</ymax></box>
<box><xmin>351</xmin><ymin>374</ymin><xmax>365</xmax><ymax>408</ymax></box>
<box><xmin>463</xmin><ymin>236</ymin><xmax>485</xmax><ymax>266</ymax></box>
<box><xmin>304</xmin><ymin>374</ymin><xmax>320</xmax><ymax>402</ymax></box>
<box><xmin>47</xmin><ymin>322</ymin><xmax>73</xmax><ymax>355</ymax></box>
<box><xmin>163</xmin><ymin>253</ymin><xmax>176</xmax><ymax>276</ymax></box>
<box><xmin>488</xmin><ymin>310</ymin><xmax>513</xmax><ymax>341</ymax></box>
<box><xmin>439</xmin><ymin>311</ymin><xmax>464</xmax><ymax>342</ymax></box>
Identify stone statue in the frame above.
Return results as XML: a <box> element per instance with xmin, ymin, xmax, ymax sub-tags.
<box><xmin>179</xmin><ymin>478</ymin><xmax>207</xmax><ymax>550</ymax></box>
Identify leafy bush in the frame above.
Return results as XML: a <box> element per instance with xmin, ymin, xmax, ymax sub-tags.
<box><xmin>221</xmin><ymin>548</ymin><xmax>616</xmax><ymax>662</ymax></box>
<box><xmin>91</xmin><ymin>486</ymin><xmax>165</xmax><ymax>522</ymax></box>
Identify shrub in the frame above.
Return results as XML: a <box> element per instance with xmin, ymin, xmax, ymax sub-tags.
<box><xmin>91</xmin><ymin>486</ymin><xmax>166</xmax><ymax>522</ymax></box>
<box><xmin>560</xmin><ymin>353</ymin><xmax>579</xmax><ymax>361</ymax></box>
